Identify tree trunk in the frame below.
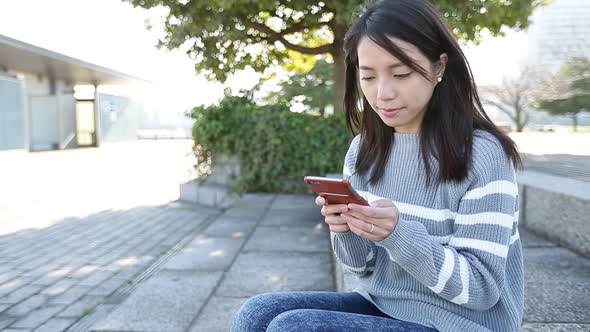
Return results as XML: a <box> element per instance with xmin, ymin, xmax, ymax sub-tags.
<box><xmin>331</xmin><ymin>23</ymin><xmax>349</xmax><ymax>115</ymax></box>
<box><xmin>333</xmin><ymin>50</ymin><xmax>346</xmax><ymax>114</ymax></box>
<box><xmin>514</xmin><ymin>106</ymin><xmax>523</xmax><ymax>132</ymax></box>
<box><xmin>572</xmin><ymin>113</ymin><xmax>578</xmax><ymax>132</ymax></box>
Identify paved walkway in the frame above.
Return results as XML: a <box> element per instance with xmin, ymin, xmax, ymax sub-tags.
<box><xmin>91</xmin><ymin>194</ymin><xmax>331</xmax><ymax>332</ymax></box>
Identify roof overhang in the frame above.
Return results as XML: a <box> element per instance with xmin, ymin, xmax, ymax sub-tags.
<box><xmin>0</xmin><ymin>33</ymin><xmax>148</xmax><ymax>85</ymax></box>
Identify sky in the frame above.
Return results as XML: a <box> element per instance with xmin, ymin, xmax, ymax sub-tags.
<box><xmin>0</xmin><ymin>0</ymin><xmax>530</xmax><ymax>117</ymax></box>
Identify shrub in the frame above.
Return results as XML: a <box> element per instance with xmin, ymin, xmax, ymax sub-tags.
<box><xmin>189</xmin><ymin>92</ymin><xmax>351</xmax><ymax>193</ymax></box>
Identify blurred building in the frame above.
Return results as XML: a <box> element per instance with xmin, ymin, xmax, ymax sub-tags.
<box><xmin>528</xmin><ymin>0</ymin><xmax>590</xmax><ymax>73</ymax></box>
<box><xmin>0</xmin><ymin>33</ymin><xmax>146</xmax><ymax>151</ymax></box>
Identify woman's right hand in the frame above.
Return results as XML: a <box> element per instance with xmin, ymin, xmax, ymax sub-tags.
<box><xmin>316</xmin><ymin>196</ymin><xmax>351</xmax><ymax>233</ymax></box>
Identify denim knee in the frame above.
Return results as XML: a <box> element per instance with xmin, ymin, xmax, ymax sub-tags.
<box><xmin>266</xmin><ymin>309</ymin><xmax>310</xmax><ymax>332</ymax></box>
<box><xmin>230</xmin><ymin>293</ymin><xmax>276</xmax><ymax>332</ymax></box>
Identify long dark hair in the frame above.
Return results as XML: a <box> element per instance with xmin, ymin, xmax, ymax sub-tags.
<box><xmin>343</xmin><ymin>0</ymin><xmax>522</xmax><ymax>185</ymax></box>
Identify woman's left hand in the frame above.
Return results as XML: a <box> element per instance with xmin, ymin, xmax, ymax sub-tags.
<box><xmin>341</xmin><ymin>199</ymin><xmax>400</xmax><ymax>241</ymax></box>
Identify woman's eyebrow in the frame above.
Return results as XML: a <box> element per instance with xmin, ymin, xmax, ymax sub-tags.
<box><xmin>359</xmin><ymin>63</ymin><xmax>404</xmax><ymax>70</ymax></box>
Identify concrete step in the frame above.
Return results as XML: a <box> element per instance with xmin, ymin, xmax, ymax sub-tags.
<box><xmin>179</xmin><ymin>180</ymin><xmax>238</xmax><ymax>209</ymax></box>
<box><xmin>518</xmin><ymin>170</ymin><xmax>590</xmax><ymax>257</ymax></box>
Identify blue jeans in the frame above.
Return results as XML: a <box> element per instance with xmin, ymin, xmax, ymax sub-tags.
<box><xmin>230</xmin><ymin>291</ymin><xmax>438</xmax><ymax>332</ymax></box>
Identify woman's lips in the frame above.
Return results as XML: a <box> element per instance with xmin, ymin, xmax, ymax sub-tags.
<box><xmin>380</xmin><ymin>107</ymin><xmax>404</xmax><ymax>118</ymax></box>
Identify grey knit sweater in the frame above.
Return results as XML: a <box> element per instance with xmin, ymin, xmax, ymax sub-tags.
<box><xmin>332</xmin><ymin>130</ymin><xmax>524</xmax><ymax>332</ymax></box>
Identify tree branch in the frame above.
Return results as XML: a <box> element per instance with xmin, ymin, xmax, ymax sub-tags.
<box><xmin>244</xmin><ymin>20</ymin><xmax>335</xmax><ymax>54</ymax></box>
<box><xmin>282</xmin><ymin>19</ymin><xmax>327</xmax><ymax>35</ymax></box>
<box><xmin>484</xmin><ymin>99</ymin><xmax>517</xmax><ymax>122</ymax></box>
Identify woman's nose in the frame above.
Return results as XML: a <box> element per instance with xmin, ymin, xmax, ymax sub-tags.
<box><xmin>377</xmin><ymin>79</ymin><xmax>396</xmax><ymax>101</ymax></box>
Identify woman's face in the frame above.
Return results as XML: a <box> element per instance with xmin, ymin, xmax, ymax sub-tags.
<box><xmin>357</xmin><ymin>36</ymin><xmax>445</xmax><ymax>134</ymax></box>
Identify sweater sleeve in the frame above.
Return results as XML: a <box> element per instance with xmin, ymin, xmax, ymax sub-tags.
<box><xmin>331</xmin><ymin>135</ymin><xmax>378</xmax><ymax>277</ymax></box>
<box><xmin>375</xmin><ymin>138</ymin><xmax>519</xmax><ymax>310</ymax></box>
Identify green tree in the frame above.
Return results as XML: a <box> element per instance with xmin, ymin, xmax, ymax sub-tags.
<box><xmin>265</xmin><ymin>57</ymin><xmax>334</xmax><ymax>116</ymax></box>
<box><xmin>125</xmin><ymin>0</ymin><xmax>544</xmax><ymax>111</ymax></box>
<box><xmin>534</xmin><ymin>58</ymin><xmax>590</xmax><ymax>132</ymax></box>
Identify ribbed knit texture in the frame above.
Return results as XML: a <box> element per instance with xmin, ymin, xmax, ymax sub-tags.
<box><xmin>332</xmin><ymin>130</ymin><xmax>524</xmax><ymax>332</ymax></box>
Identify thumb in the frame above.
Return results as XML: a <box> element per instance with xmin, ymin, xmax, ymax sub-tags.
<box><xmin>370</xmin><ymin>199</ymin><xmax>394</xmax><ymax>208</ymax></box>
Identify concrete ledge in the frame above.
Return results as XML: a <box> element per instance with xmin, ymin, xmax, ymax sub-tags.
<box><xmin>518</xmin><ymin>170</ymin><xmax>590</xmax><ymax>257</ymax></box>
<box><xmin>179</xmin><ymin>180</ymin><xmax>238</xmax><ymax>209</ymax></box>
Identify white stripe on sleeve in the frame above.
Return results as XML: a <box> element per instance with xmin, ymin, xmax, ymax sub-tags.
<box><xmin>450</xmin><ymin>255</ymin><xmax>470</xmax><ymax>304</ymax></box>
<box><xmin>429</xmin><ymin>247</ymin><xmax>455</xmax><ymax>294</ymax></box>
<box><xmin>463</xmin><ymin>180</ymin><xmax>518</xmax><ymax>200</ymax></box>
<box><xmin>454</xmin><ymin>212</ymin><xmax>514</xmax><ymax>229</ymax></box>
<box><xmin>449</xmin><ymin>238</ymin><xmax>509</xmax><ymax>258</ymax></box>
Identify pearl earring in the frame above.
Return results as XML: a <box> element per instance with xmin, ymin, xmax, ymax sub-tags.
<box><xmin>437</xmin><ymin>76</ymin><xmax>442</xmax><ymax>83</ymax></box>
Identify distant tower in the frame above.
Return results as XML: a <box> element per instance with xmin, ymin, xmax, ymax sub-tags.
<box><xmin>528</xmin><ymin>0</ymin><xmax>590</xmax><ymax>73</ymax></box>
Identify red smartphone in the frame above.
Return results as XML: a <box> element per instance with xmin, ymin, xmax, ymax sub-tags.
<box><xmin>304</xmin><ymin>176</ymin><xmax>369</xmax><ymax>206</ymax></box>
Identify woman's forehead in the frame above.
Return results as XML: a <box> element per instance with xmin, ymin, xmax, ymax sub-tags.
<box><xmin>357</xmin><ymin>36</ymin><xmax>425</xmax><ymax>66</ymax></box>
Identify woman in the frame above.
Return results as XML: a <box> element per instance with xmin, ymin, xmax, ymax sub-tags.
<box><xmin>231</xmin><ymin>0</ymin><xmax>524</xmax><ymax>331</ymax></box>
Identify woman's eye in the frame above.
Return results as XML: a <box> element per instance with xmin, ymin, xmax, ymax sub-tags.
<box><xmin>394</xmin><ymin>73</ymin><xmax>411</xmax><ymax>79</ymax></box>
<box><xmin>360</xmin><ymin>77</ymin><xmax>375</xmax><ymax>81</ymax></box>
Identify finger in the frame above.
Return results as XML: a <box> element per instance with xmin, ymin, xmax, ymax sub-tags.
<box><xmin>315</xmin><ymin>196</ymin><xmax>326</xmax><ymax>207</ymax></box>
<box><xmin>370</xmin><ymin>199</ymin><xmax>395</xmax><ymax>208</ymax></box>
<box><xmin>348</xmin><ymin>222</ymin><xmax>379</xmax><ymax>241</ymax></box>
<box><xmin>343</xmin><ymin>213</ymin><xmax>384</xmax><ymax>238</ymax></box>
<box><xmin>324</xmin><ymin>215</ymin><xmax>347</xmax><ymax>226</ymax></box>
<box><xmin>344</xmin><ymin>211</ymin><xmax>382</xmax><ymax>226</ymax></box>
<box><xmin>348</xmin><ymin>203</ymin><xmax>396</xmax><ymax>220</ymax></box>
<box><xmin>322</xmin><ymin>204</ymin><xmax>349</xmax><ymax>217</ymax></box>
<box><xmin>342</xmin><ymin>213</ymin><xmax>371</xmax><ymax>232</ymax></box>
<box><xmin>330</xmin><ymin>224</ymin><xmax>351</xmax><ymax>233</ymax></box>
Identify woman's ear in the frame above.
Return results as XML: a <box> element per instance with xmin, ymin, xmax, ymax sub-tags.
<box><xmin>437</xmin><ymin>53</ymin><xmax>448</xmax><ymax>78</ymax></box>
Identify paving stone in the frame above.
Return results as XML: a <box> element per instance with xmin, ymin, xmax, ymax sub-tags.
<box><xmin>69</xmin><ymin>265</ymin><xmax>99</xmax><ymax>279</ymax></box>
<box><xmin>47</xmin><ymin>285</ymin><xmax>91</xmax><ymax>305</ymax></box>
<box><xmin>217</xmin><ymin>251</ymin><xmax>334</xmax><ymax>297</ymax></box>
<box><xmin>261</xmin><ymin>208</ymin><xmax>323</xmax><ymax>227</ymax></box>
<box><xmin>87</xmin><ymin>277</ymin><xmax>127</xmax><ymax>297</ymax></box>
<box><xmin>521</xmin><ymin>323</ymin><xmax>590</xmax><ymax>331</ymax></box>
<box><xmin>204</xmin><ymin>218</ymin><xmax>257</xmax><ymax>239</ymax></box>
<box><xmin>66</xmin><ymin>303</ymin><xmax>116</xmax><ymax>331</ymax></box>
<box><xmin>40</xmin><ymin>279</ymin><xmax>77</xmax><ymax>297</ymax></box>
<box><xmin>189</xmin><ymin>297</ymin><xmax>248</xmax><ymax>332</ymax></box>
<box><xmin>33</xmin><ymin>318</ymin><xmax>76</xmax><ymax>332</ymax></box>
<box><xmin>222</xmin><ymin>207</ymin><xmax>267</xmax><ymax>219</ymax></box>
<box><xmin>20</xmin><ymin>264</ymin><xmax>62</xmax><ymax>278</ymax></box>
<box><xmin>0</xmin><ymin>285</ymin><xmax>43</xmax><ymax>305</ymax></box>
<box><xmin>11</xmin><ymin>305</ymin><xmax>65</xmax><ymax>329</ymax></box>
<box><xmin>91</xmin><ymin>253</ymin><xmax>121</xmax><ymax>266</ymax></box>
<box><xmin>91</xmin><ymin>271</ymin><xmax>222</xmax><ymax>332</ymax></box>
<box><xmin>230</xmin><ymin>194</ymin><xmax>276</xmax><ymax>209</ymax></box>
<box><xmin>7</xmin><ymin>295</ymin><xmax>47</xmax><ymax>316</ymax></box>
<box><xmin>271</xmin><ymin>194</ymin><xmax>316</xmax><ymax>210</ymax></box>
<box><xmin>0</xmin><ymin>277</ymin><xmax>35</xmax><ymax>295</ymax></box>
<box><xmin>245</xmin><ymin>225</ymin><xmax>330</xmax><ymax>253</ymax></box>
<box><xmin>57</xmin><ymin>295</ymin><xmax>103</xmax><ymax>318</ymax></box>
<box><xmin>163</xmin><ymin>236</ymin><xmax>244</xmax><ymax>271</ymax></box>
<box><xmin>0</xmin><ymin>303</ymin><xmax>9</xmax><ymax>313</ymax></box>
<box><xmin>78</xmin><ymin>272</ymin><xmax>114</xmax><ymax>288</ymax></box>
<box><xmin>0</xmin><ymin>270</ymin><xmax>20</xmax><ymax>284</ymax></box>
<box><xmin>0</xmin><ymin>316</ymin><xmax>18</xmax><ymax>330</ymax></box>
